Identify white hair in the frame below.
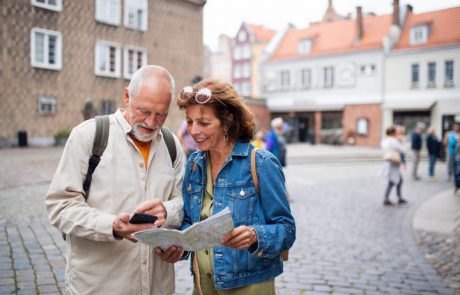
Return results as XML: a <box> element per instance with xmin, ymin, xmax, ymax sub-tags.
<box><xmin>271</xmin><ymin>117</ymin><xmax>283</xmax><ymax>128</ymax></box>
<box><xmin>127</xmin><ymin>65</ymin><xmax>175</xmax><ymax>101</ymax></box>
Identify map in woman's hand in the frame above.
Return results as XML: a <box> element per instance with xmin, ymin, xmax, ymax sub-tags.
<box><xmin>132</xmin><ymin>207</ymin><xmax>234</xmax><ymax>251</ymax></box>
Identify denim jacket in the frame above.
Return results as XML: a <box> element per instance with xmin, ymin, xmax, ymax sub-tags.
<box><xmin>180</xmin><ymin>141</ymin><xmax>296</xmax><ymax>290</ymax></box>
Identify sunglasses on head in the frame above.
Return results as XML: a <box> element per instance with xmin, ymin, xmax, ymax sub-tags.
<box><xmin>178</xmin><ymin>86</ymin><xmax>225</xmax><ymax>106</ymax></box>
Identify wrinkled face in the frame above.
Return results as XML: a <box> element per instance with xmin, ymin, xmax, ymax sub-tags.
<box><xmin>124</xmin><ymin>83</ymin><xmax>170</xmax><ymax>142</ymax></box>
<box><xmin>185</xmin><ymin>104</ymin><xmax>227</xmax><ymax>152</ymax></box>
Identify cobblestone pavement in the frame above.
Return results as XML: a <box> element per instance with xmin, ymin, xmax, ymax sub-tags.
<box><xmin>0</xmin><ymin>146</ymin><xmax>458</xmax><ymax>294</ymax></box>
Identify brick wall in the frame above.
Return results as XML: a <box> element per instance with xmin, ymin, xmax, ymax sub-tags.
<box><xmin>0</xmin><ymin>0</ymin><xmax>204</xmax><ymax>145</ymax></box>
<box><xmin>343</xmin><ymin>104</ymin><xmax>381</xmax><ymax>147</ymax></box>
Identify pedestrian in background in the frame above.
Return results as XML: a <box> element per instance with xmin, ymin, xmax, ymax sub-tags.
<box><xmin>156</xmin><ymin>79</ymin><xmax>295</xmax><ymax>294</ymax></box>
<box><xmin>46</xmin><ymin>66</ymin><xmax>186</xmax><ymax>294</ymax></box>
<box><xmin>426</xmin><ymin>127</ymin><xmax>441</xmax><ymax>179</ymax></box>
<box><xmin>381</xmin><ymin>125</ymin><xmax>408</xmax><ymax>206</ymax></box>
<box><xmin>266</xmin><ymin>117</ymin><xmax>287</xmax><ymax>167</ymax></box>
<box><xmin>411</xmin><ymin>122</ymin><xmax>425</xmax><ymax>180</ymax></box>
<box><xmin>251</xmin><ymin>130</ymin><xmax>265</xmax><ymax>149</ymax></box>
<box><xmin>444</xmin><ymin>122</ymin><xmax>460</xmax><ymax>182</ymax></box>
<box><xmin>178</xmin><ymin>120</ymin><xmax>197</xmax><ymax>158</ymax></box>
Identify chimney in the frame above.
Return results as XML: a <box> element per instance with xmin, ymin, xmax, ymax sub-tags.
<box><xmin>392</xmin><ymin>0</ymin><xmax>400</xmax><ymax>27</ymax></box>
<box><xmin>356</xmin><ymin>6</ymin><xmax>363</xmax><ymax>42</ymax></box>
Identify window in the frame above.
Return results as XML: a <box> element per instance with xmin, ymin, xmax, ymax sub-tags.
<box><xmin>243</xmin><ymin>45</ymin><xmax>251</xmax><ymax>59</ymax></box>
<box><xmin>323</xmin><ymin>66</ymin><xmax>334</xmax><ymax>88</ymax></box>
<box><xmin>124</xmin><ymin>46</ymin><xmax>147</xmax><ymax>79</ymax></box>
<box><xmin>298</xmin><ymin>39</ymin><xmax>312</xmax><ymax>55</ymax></box>
<box><xmin>359</xmin><ymin>64</ymin><xmax>376</xmax><ymax>75</ymax></box>
<box><xmin>280</xmin><ymin>71</ymin><xmax>290</xmax><ymax>91</ymax></box>
<box><xmin>96</xmin><ymin>0</ymin><xmax>120</xmax><ymax>26</ymax></box>
<box><xmin>243</xmin><ymin>63</ymin><xmax>250</xmax><ymax>78</ymax></box>
<box><xmin>95</xmin><ymin>41</ymin><xmax>121</xmax><ymax>78</ymax></box>
<box><xmin>233</xmin><ymin>64</ymin><xmax>241</xmax><ymax>79</ymax></box>
<box><xmin>300</xmin><ymin>69</ymin><xmax>311</xmax><ymax>89</ymax></box>
<box><xmin>124</xmin><ymin>0</ymin><xmax>148</xmax><ymax>31</ymax></box>
<box><xmin>411</xmin><ymin>63</ymin><xmax>419</xmax><ymax>88</ymax></box>
<box><xmin>427</xmin><ymin>62</ymin><xmax>436</xmax><ymax>88</ymax></box>
<box><xmin>31</xmin><ymin>0</ymin><xmax>62</xmax><ymax>11</ymax></box>
<box><xmin>101</xmin><ymin>100</ymin><xmax>114</xmax><ymax>115</ymax></box>
<box><xmin>410</xmin><ymin>25</ymin><xmax>428</xmax><ymax>45</ymax></box>
<box><xmin>242</xmin><ymin>82</ymin><xmax>250</xmax><ymax>97</ymax></box>
<box><xmin>356</xmin><ymin>118</ymin><xmax>369</xmax><ymax>136</ymax></box>
<box><xmin>38</xmin><ymin>96</ymin><xmax>56</xmax><ymax>115</ymax></box>
<box><xmin>445</xmin><ymin>60</ymin><xmax>454</xmax><ymax>87</ymax></box>
<box><xmin>31</xmin><ymin>28</ymin><xmax>62</xmax><ymax>70</ymax></box>
<box><xmin>238</xmin><ymin>31</ymin><xmax>247</xmax><ymax>42</ymax></box>
<box><xmin>233</xmin><ymin>47</ymin><xmax>241</xmax><ymax>60</ymax></box>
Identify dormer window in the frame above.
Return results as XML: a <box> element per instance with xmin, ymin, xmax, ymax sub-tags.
<box><xmin>410</xmin><ymin>25</ymin><xmax>428</xmax><ymax>45</ymax></box>
<box><xmin>298</xmin><ymin>39</ymin><xmax>312</xmax><ymax>54</ymax></box>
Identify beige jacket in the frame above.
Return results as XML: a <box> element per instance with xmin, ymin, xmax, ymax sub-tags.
<box><xmin>46</xmin><ymin>110</ymin><xmax>185</xmax><ymax>295</ymax></box>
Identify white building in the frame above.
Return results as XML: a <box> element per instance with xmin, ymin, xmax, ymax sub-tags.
<box><xmin>384</xmin><ymin>6</ymin><xmax>460</xmax><ymax>138</ymax></box>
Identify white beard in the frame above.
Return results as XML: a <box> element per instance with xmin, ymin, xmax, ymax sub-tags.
<box><xmin>131</xmin><ymin>123</ymin><xmax>159</xmax><ymax>142</ymax></box>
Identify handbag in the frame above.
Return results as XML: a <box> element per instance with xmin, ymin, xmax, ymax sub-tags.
<box><xmin>251</xmin><ymin>148</ymin><xmax>289</xmax><ymax>261</ymax></box>
<box><xmin>384</xmin><ymin>149</ymin><xmax>401</xmax><ymax>164</ymax></box>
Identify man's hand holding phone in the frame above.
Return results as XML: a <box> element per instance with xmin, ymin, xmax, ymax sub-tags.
<box><xmin>112</xmin><ymin>212</ymin><xmax>157</xmax><ymax>242</ymax></box>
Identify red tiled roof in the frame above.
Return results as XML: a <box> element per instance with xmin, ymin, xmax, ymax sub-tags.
<box><xmin>395</xmin><ymin>7</ymin><xmax>460</xmax><ymax>50</ymax></box>
<box><xmin>247</xmin><ymin>24</ymin><xmax>276</xmax><ymax>42</ymax></box>
<box><xmin>270</xmin><ymin>14</ymin><xmax>392</xmax><ymax>61</ymax></box>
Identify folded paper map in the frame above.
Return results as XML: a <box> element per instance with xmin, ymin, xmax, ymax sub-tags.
<box><xmin>133</xmin><ymin>207</ymin><xmax>234</xmax><ymax>251</ymax></box>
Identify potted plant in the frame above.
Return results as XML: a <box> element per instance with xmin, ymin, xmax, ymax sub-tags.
<box><xmin>54</xmin><ymin>130</ymin><xmax>70</xmax><ymax>146</ymax></box>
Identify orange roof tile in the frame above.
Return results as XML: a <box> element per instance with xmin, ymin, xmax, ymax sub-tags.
<box><xmin>395</xmin><ymin>7</ymin><xmax>460</xmax><ymax>50</ymax></box>
<box><xmin>270</xmin><ymin>14</ymin><xmax>392</xmax><ymax>61</ymax></box>
<box><xmin>247</xmin><ymin>24</ymin><xmax>276</xmax><ymax>43</ymax></box>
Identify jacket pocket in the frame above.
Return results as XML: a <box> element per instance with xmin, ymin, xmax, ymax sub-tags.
<box><xmin>226</xmin><ymin>186</ymin><xmax>257</xmax><ymax>226</ymax></box>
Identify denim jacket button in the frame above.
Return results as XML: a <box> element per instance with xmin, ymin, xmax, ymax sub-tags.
<box><xmin>187</xmin><ymin>184</ymin><xmax>191</xmax><ymax>192</ymax></box>
<box><xmin>239</xmin><ymin>189</ymin><xmax>245</xmax><ymax>196</ymax></box>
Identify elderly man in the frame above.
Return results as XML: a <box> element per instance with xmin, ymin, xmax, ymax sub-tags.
<box><xmin>46</xmin><ymin>65</ymin><xmax>185</xmax><ymax>294</ymax></box>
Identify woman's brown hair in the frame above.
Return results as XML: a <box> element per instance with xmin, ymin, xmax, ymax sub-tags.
<box><xmin>177</xmin><ymin>79</ymin><xmax>255</xmax><ymax>142</ymax></box>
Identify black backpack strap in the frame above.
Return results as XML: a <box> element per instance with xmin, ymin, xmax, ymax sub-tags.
<box><xmin>161</xmin><ymin>126</ymin><xmax>177</xmax><ymax>166</ymax></box>
<box><xmin>82</xmin><ymin>115</ymin><xmax>110</xmax><ymax>200</ymax></box>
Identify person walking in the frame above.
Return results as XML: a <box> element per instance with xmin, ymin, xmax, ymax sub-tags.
<box><xmin>444</xmin><ymin>122</ymin><xmax>460</xmax><ymax>182</ymax></box>
<box><xmin>426</xmin><ymin>127</ymin><xmax>441</xmax><ymax>179</ymax></box>
<box><xmin>411</xmin><ymin>122</ymin><xmax>425</xmax><ymax>180</ymax></box>
<box><xmin>381</xmin><ymin>125</ymin><xmax>408</xmax><ymax>206</ymax></box>
<box><xmin>46</xmin><ymin>65</ymin><xmax>186</xmax><ymax>294</ymax></box>
<box><xmin>251</xmin><ymin>130</ymin><xmax>265</xmax><ymax>149</ymax></box>
<box><xmin>155</xmin><ymin>79</ymin><xmax>296</xmax><ymax>294</ymax></box>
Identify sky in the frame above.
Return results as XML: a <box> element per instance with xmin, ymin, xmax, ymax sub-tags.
<box><xmin>203</xmin><ymin>0</ymin><xmax>460</xmax><ymax>51</ymax></box>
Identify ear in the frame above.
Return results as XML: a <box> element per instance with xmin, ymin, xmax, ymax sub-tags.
<box><xmin>124</xmin><ymin>87</ymin><xmax>130</xmax><ymax>107</ymax></box>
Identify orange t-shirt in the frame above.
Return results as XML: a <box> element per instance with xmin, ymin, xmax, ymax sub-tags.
<box><xmin>130</xmin><ymin>136</ymin><xmax>151</xmax><ymax>167</ymax></box>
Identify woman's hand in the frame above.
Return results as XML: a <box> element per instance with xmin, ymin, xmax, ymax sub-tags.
<box><xmin>154</xmin><ymin>246</ymin><xmax>184</xmax><ymax>263</ymax></box>
<box><xmin>222</xmin><ymin>225</ymin><xmax>258</xmax><ymax>250</ymax></box>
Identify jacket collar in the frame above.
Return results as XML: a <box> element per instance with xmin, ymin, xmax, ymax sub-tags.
<box><xmin>230</xmin><ymin>141</ymin><xmax>251</xmax><ymax>157</ymax></box>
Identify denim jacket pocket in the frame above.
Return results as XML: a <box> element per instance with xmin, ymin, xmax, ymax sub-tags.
<box><xmin>226</xmin><ymin>186</ymin><xmax>257</xmax><ymax>226</ymax></box>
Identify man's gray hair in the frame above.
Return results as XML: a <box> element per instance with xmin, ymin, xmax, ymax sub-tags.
<box><xmin>127</xmin><ymin>65</ymin><xmax>175</xmax><ymax>101</ymax></box>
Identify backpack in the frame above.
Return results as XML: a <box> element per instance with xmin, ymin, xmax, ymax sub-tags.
<box><xmin>63</xmin><ymin>115</ymin><xmax>177</xmax><ymax>239</ymax></box>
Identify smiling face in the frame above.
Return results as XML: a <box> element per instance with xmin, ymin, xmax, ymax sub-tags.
<box><xmin>185</xmin><ymin>104</ymin><xmax>228</xmax><ymax>152</ymax></box>
<box><xmin>124</xmin><ymin>81</ymin><xmax>170</xmax><ymax>142</ymax></box>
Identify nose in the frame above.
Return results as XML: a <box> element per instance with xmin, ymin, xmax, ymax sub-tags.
<box><xmin>189</xmin><ymin>123</ymin><xmax>199</xmax><ymax>136</ymax></box>
<box><xmin>144</xmin><ymin>114</ymin><xmax>158</xmax><ymax>129</ymax></box>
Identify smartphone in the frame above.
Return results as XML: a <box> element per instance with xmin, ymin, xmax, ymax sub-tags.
<box><xmin>129</xmin><ymin>213</ymin><xmax>158</xmax><ymax>224</ymax></box>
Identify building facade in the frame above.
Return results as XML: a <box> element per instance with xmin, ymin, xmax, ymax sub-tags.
<box><xmin>261</xmin><ymin>4</ymin><xmax>398</xmax><ymax>146</ymax></box>
<box><xmin>232</xmin><ymin>23</ymin><xmax>276</xmax><ymax>99</ymax></box>
<box><xmin>0</xmin><ymin>0</ymin><xmax>205</xmax><ymax>146</ymax></box>
<box><xmin>383</xmin><ymin>7</ymin><xmax>460</xmax><ymax>139</ymax></box>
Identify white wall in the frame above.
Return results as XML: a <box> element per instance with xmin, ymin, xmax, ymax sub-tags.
<box><xmin>261</xmin><ymin>50</ymin><xmax>385</xmax><ymax>111</ymax></box>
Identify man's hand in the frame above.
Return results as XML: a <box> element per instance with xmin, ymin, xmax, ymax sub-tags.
<box><xmin>222</xmin><ymin>226</ymin><xmax>258</xmax><ymax>250</ymax></box>
<box><xmin>135</xmin><ymin>199</ymin><xmax>167</xmax><ymax>227</ymax></box>
<box><xmin>154</xmin><ymin>246</ymin><xmax>184</xmax><ymax>263</ymax></box>
<box><xmin>112</xmin><ymin>213</ymin><xmax>156</xmax><ymax>242</ymax></box>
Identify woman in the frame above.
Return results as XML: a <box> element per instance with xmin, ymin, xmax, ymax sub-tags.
<box><xmin>381</xmin><ymin>125</ymin><xmax>408</xmax><ymax>206</ymax></box>
<box><xmin>155</xmin><ymin>79</ymin><xmax>296</xmax><ymax>294</ymax></box>
<box><xmin>265</xmin><ymin>117</ymin><xmax>287</xmax><ymax>167</ymax></box>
